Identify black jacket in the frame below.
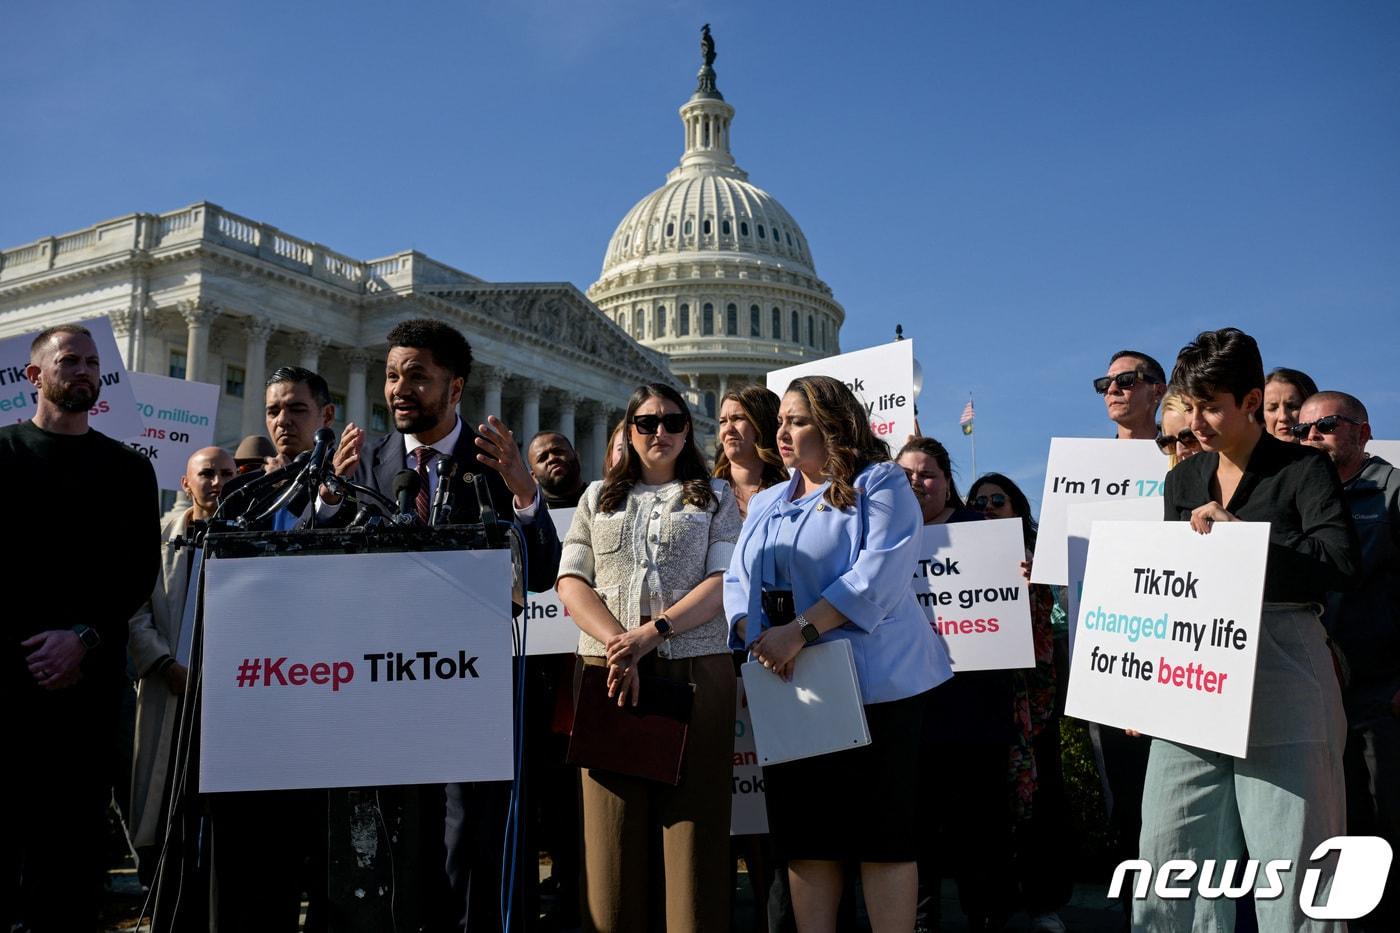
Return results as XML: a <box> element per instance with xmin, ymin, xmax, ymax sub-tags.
<box><xmin>1324</xmin><ymin>456</ymin><xmax>1400</xmax><ymax>683</ymax></box>
<box><xmin>351</xmin><ymin>428</ymin><xmax>561</xmax><ymax>593</ymax></box>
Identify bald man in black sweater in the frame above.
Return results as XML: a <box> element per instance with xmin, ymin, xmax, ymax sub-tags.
<box><xmin>1</xmin><ymin>324</ymin><xmax>158</xmax><ymax>932</ymax></box>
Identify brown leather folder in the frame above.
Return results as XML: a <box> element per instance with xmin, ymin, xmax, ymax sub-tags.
<box><xmin>566</xmin><ymin>664</ymin><xmax>694</xmax><ymax>785</ymax></box>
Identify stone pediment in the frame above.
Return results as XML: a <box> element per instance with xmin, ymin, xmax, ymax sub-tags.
<box><xmin>414</xmin><ymin>283</ymin><xmax>678</xmax><ymax>388</ymax></box>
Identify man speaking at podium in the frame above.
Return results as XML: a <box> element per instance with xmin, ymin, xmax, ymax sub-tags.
<box><xmin>324</xmin><ymin>317</ymin><xmax>561</xmax><ymax>931</ymax></box>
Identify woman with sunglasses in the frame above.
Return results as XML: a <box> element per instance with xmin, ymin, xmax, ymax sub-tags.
<box><xmin>966</xmin><ymin>473</ymin><xmax>1071</xmax><ymax>933</ymax></box>
<box><xmin>713</xmin><ymin>384</ymin><xmax>789</xmax><ymax>518</ymax></box>
<box><xmin>894</xmin><ymin>438</ymin><xmax>1018</xmax><ymax>932</ymax></box>
<box><xmin>1156</xmin><ymin>390</ymin><xmax>1201</xmax><ymax>468</ymax></box>
<box><xmin>1135</xmin><ymin>328</ymin><xmax>1358</xmax><ymax>932</ymax></box>
<box><xmin>556</xmin><ymin>383</ymin><xmax>742</xmax><ymax>932</ymax></box>
<box><xmin>725</xmin><ymin>377</ymin><xmax>950</xmax><ymax>933</ymax></box>
<box><xmin>1263</xmin><ymin>366</ymin><xmax>1319</xmax><ymax>444</ymax></box>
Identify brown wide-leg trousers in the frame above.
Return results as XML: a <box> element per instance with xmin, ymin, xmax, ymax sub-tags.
<box><xmin>577</xmin><ymin>653</ymin><xmax>736</xmax><ymax>933</ymax></box>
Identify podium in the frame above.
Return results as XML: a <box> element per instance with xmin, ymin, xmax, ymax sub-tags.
<box><xmin>149</xmin><ymin>525</ymin><xmax>518</xmax><ymax>932</ymax></box>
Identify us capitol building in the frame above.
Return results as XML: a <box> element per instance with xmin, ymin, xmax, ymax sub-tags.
<box><xmin>0</xmin><ymin>28</ymin><xmax>842</xmax><ymax>476</ymax></box>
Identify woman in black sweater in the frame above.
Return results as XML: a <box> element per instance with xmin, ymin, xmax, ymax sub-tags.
<box><xmin>1135</xmin><ymin>328</ymin><xmax>1359</xmax><ymax>933</ymax></box>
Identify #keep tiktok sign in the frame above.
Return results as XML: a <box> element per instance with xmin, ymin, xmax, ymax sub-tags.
<box><xmin>1064</xmin><ymin>520</ymin><xmax>1268</xmax><ymax>757</ymax></box>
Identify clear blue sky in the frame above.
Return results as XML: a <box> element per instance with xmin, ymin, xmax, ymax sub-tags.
<box><xmin>4</xmin><ymin>1</ymin><xmax>1397</xmax><ymax>507</ymax></box>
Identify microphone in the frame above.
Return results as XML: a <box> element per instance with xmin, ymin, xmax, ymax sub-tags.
<box><xmin>213</xmin><ymin>450</ymin><xmax>311</xmax><ymax>521</ymax></box>
<box><xmin>304</xmin><ymin>427</ymin><xmax>338</xmax><ymax>489</ymax></box>
<box><xmin>470</xmin><ymin>472</ymin><xmax>498</xmax><ymax>527</ymax></box>
<box><xmin>392</xmin><ymin>469</ymin><xmax>420</xmax><ymax>525</ymax></box>
<box><xmin>429</xmin><ymin>458</ymin><xmax>458</xmax><ymax>526</ymax></box>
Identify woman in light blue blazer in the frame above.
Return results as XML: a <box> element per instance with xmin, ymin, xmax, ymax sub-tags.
<box><xmin>724</xmin><ymin>375</ymin><xmax>952</xmax><ymax>933</ymax></box>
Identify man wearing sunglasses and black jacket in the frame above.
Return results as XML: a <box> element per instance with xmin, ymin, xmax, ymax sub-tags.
<box><xmin>1300</xmin><ymin>390</ymin><xmax>1400</xmax><ymax>928</ymax></box>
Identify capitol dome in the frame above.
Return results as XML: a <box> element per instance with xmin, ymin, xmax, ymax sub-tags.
<box><xmin>588</xmin><ymin>28</ymin><xmax>844</xmax><ymax>419</ymax></box>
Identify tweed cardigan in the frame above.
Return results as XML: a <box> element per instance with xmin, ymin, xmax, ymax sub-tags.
<box><xmin>558</xmin><ymin>478</ymin><xmax>741</xmax><ymax>659</ymax></box>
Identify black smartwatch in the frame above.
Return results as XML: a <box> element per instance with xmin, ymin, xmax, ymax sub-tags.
<box><xmin>796</xmin><ymin>614</ymin><xmax>820</xmax><ymax>645</ymax></box>
<box><xmin>72</xmin><ymin>624</ymin><xmax>101</xmax><ymax>650</ymax></box>
<box><xmin>653</xmin><ymin>615</ymin><xmax>676</xmax><ymax>640</ymax></box>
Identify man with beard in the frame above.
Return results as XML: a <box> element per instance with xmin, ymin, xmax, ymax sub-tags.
<box><xmin>1300</xmin><ymin>390</ymin><xmax>1400</xmax><ymax>927</ymax></box>
<box><xmin>1</xmin><ymin>324</ymin><xmax>158</xmax><ymax>931</ymax></box>
<box><xmin>326</xmin><ymin>318</ymin><xmax>560</xmax><ymax>931</ymax></box>
<box><xmin>527</xmin><ymin>430</ymin><xmax>586</xmax><ymax>508</ymax></box>
<box><xmin>127</xmin><ymin>447</ymin><xmax>234</xmax><ymax>885</ymax></box>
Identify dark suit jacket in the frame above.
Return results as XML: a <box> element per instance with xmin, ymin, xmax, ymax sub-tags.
<box><xmin>353</xmin><ymin>428</ymin><xmax>561</xmax><ymax>593</ymax></box>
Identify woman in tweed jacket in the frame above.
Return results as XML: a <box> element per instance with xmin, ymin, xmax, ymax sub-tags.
<box><xmin>556</xmin><ymin>382</ymin><xmax>741</xmax><ymax>933</ymax></box>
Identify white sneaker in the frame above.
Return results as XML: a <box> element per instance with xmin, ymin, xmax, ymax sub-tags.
<box><xmin>1030</xmin><ymin>913</ymin><xmax>1067</xmax><ymax>933</ymax></box>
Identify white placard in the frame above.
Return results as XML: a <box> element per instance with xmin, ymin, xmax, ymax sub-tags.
<box><xmin>1367</xmin><ymin>439</ymin><xmax>1400</xmax><ymax>466</ymax></box>
<box><xmin>741</xmin><ymin>639</ymin><xmax>870</xmax><ymax>765</ymax></box>
<box><xmin>122</xmin><ymin>372</ymin><xmax>219</xmax><ymax>491</ymax></box>
<box><xmin>912</xmin><ymin>519</ymin><xmax>1034</xmax><ymax>671</ymax></box>
<box><xmin>730</xmin><ymin>679</ymin><xmax>769</xmax><ymax>836</ymax></box>
<box><xmin>1031</xmin><ymin>438</ymin><xmax>1168</xmax><ymax>585</ymax></box>
<box><xmin>521</xmin><ymin>507</ymin><xmax>581</xmax><ymax>655</ymax></box>
<box><xmin>0</xmin><ymin>317</ymin><xmax>145</xmax><ymax>438</ymax></box>
<box><xmin>1064</xmin><ymin>521</ymin><xmax>1268</xmax><ymax>757</ymax></box>
<box><xmin>200</xmin><ymin>549</ymin><xmax>515</xmax><ymax>791</ymax></box>
<box><xmin>766</xmin><ymin>340</ymin><xmax>915</xmax><ymax>447</ymax></box>
<box><xmin>1065</xmin><ymin>498</ymin><xmax>1164</xmax><ymax>655</ymax></box>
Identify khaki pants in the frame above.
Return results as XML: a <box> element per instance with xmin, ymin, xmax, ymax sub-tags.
<box><xmin>577</xmin><ymin>653</ymin><xmax>736</xmax><ymax>933</ymax></box>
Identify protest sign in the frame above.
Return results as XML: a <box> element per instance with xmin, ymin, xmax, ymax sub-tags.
<box><xmin>1031</xmin><ymin>438</ymin><xmax>1167</xmax><ymax>586</ymax></box>
<box><xmin>1368</xmin><ymin>439</ymin><xmax>1400</xmax><ymax>466</ymax></box>
<box><xmin>201</xmin><ymin>549</ymin><xmax>515</xmax><ymax>791</ymax></box>
<box><xmin>767</xmin><ymin>340</ymin><xmax>915</xmax><ymax>445</ymax></box>
<box><xmin>1064</xmin><ymin>521</ymin><xmax>1268</xmax><ymax>757</ymax></box>
<box><xmin>122</xmin><ymin>372</ymin><xmax>219</xmax><ymax>490</ymax></box>
<box><xmin>731</xmin><ymin>679</ymin><xmax>769</xmax><ymax>835</ymax></box>
<box><xmin>1065</xmin><ymin>497</ymin><xmax>1163</xmax><ymax>655</ymax></box>
<box><xmin>912</xmin><ymin>519</ymin><xmax>1034</xmax><ymax>671</ymax></box>
<box><xmin>0</xmin><ymin>316</ymin><xmax>144</xmax><ymax>438</ymax></box>
<box><xmin>522</xmin><ymin>507</ymin><xmax>581</xmax><ymax>655</ymax></box>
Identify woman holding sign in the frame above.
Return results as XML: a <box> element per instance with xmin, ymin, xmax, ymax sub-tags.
<box><xmin>725</xmin><ymin>376</ymin><xmax>951</xmax><ymax>933</ymax></box>
<box><xmin>1137</xmin><ymin>328</ymin><xmax>1359</xmax><ymax>932</ymax></box>
<box><xmin>556</xmin><ymin>383</ymin><xmax>742</xmax><ymax>933</ymax></box>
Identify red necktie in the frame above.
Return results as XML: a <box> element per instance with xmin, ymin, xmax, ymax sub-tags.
<box><xmin>415</xmin><ymin>446</ymin><xmax>436</xmax><ymax>524</ymax></box>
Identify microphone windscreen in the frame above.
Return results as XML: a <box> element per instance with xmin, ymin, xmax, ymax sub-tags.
<box><xmin>314</xmin><ymin>426</ymin><xmax>337</xmax><ymax>446</ymax></box>
<box><xmin>393</xmin><ymin>469</ymin><xmax>420</xmax><ymax>500</ymax></box>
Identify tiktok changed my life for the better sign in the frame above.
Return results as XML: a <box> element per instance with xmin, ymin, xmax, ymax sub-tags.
<box><xmin>1064</xmin><ymin>520</ymin><xmax>1269</xmax><ymax>757</ymax></box>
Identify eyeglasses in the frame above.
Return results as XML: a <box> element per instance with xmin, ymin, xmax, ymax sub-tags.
<box><xmin>1093</xmin><ymin>371</ymin><xmax>1159</xmax><ymax>394</ymax></box>
<box><xmin>1289</xmin><ymin>415</ymin><xmax>1364</xmax><ymax>439</ymax></box>
<box><xmin>1155</xmin><ymin>429</ymin><xmax>1200</xmax><ymax>453</ymax></box>
<box><xmin>631</xmin><ymin>413</ymin><xmax>689</xmax><ymax>435</ymax></box>
<box><xmin>969</xmin><ymin>493</ymin><xmax>1008</xmax><ymax>511</ymax></box>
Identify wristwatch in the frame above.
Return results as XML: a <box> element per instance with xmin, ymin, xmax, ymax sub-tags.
<box><xmin>653</xmin><ymin>615</ymin><xmax>676</xmax><ymax>640</ymax></box>
<box><xmin>72</xmin><ymin>624</ymin><xmax>101</xmax><ymax>650</ymax></box>
<box><xmin>796</xmin><ymin>614</ymin><xmax>820</xmax><ymax>645</ymax></box>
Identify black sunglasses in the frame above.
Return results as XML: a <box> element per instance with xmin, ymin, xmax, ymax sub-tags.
<box><xmin>1155</xmin><ymin>429</ymin><xmax>1200</xmax><ymax>453</ymax></box>
<box><xmin>969</xmin><ymin>493</ymin><xmax>1008</xmax><ymax>511</ymax></box>
<box><xmin>1093</xmin><ymin>371</ymin><xmax>1159</xmax><ymax>394</ymax></box>
<box><xmin>1289</xmin><ymin>415</ymin><xmax>1364</xmax><ymax>439</ymax></box>
<box><xmin>631</xmin><ymin>413</ymin><xmax>689</xmax><ymax>435</ymax></box>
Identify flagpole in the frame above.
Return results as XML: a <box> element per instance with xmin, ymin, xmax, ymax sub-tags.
<box><xmin>969</xmin><ymin>392</ymin><xmax>977</xmax><ymax>480</ymax></box>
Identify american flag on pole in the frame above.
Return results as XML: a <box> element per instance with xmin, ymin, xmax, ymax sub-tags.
<box><xmin>960</xmin><ymin>399</ymin><xmax>975</xmax><ymax>436</ymax></box>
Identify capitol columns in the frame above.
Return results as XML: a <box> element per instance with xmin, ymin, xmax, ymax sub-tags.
<box><xmin>555</xmin><ymin>391</ymin><xmax>583</xmax><ymax>447</ymax></box>
<box><xmin>342</xmin><ymin>347</ymin><xmax>374</xmax><ymax>427</ymax></box>
<box><xmin>292</xmin><ymin>331</ymin><xmax>331</xmax><ymax>372</ymax></box>
<box><xmin>240</xmin><ymin>316</ymin><xmax>276</xmax><ymax>437</ymax></box>
<box><xmin>583</xmin><ymin>400</ymin><xmax>611</xmax><ymax>481</ymax></box>
<box><xmin>518</xmin><ymin>378</ymin><xmax>542</xmax><ymax>446</ymax></box>
<box><xmin>178</xmin><ymin>299</ymin><xmax>221</xmax><ymax>384</ymax></box>
<box><xmin>107</xmin><ymin>301</ymin><xmax>146</xmax><ymax>370</ymax></box>
<box><xmin>480</xmin><ymin>366</ymin><xmax>508</xmax><ymax>424</ymax></box>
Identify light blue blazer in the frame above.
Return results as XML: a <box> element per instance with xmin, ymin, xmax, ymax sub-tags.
<box><xmin>724</xmin><ymin>461</ymin><xmax>952</xmax><ymax>704</ymax></box>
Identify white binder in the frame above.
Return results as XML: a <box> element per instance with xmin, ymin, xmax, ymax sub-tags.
<box><xmin>740</xmin><ymin>639</ymin><xmax>871</xmax><ymax>765</ymax></box>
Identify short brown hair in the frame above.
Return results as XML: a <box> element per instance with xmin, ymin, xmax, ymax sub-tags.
<box><xmin>30</xmin><ymin>323</ymin><xmax>93</xmax><ymax>360</ymax></box>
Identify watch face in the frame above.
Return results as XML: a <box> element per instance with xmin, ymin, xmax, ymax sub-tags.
<box><xmin>77</xmin><ymin>626</ymin><xmax>100</xmax><ymax>648</ymax></box>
